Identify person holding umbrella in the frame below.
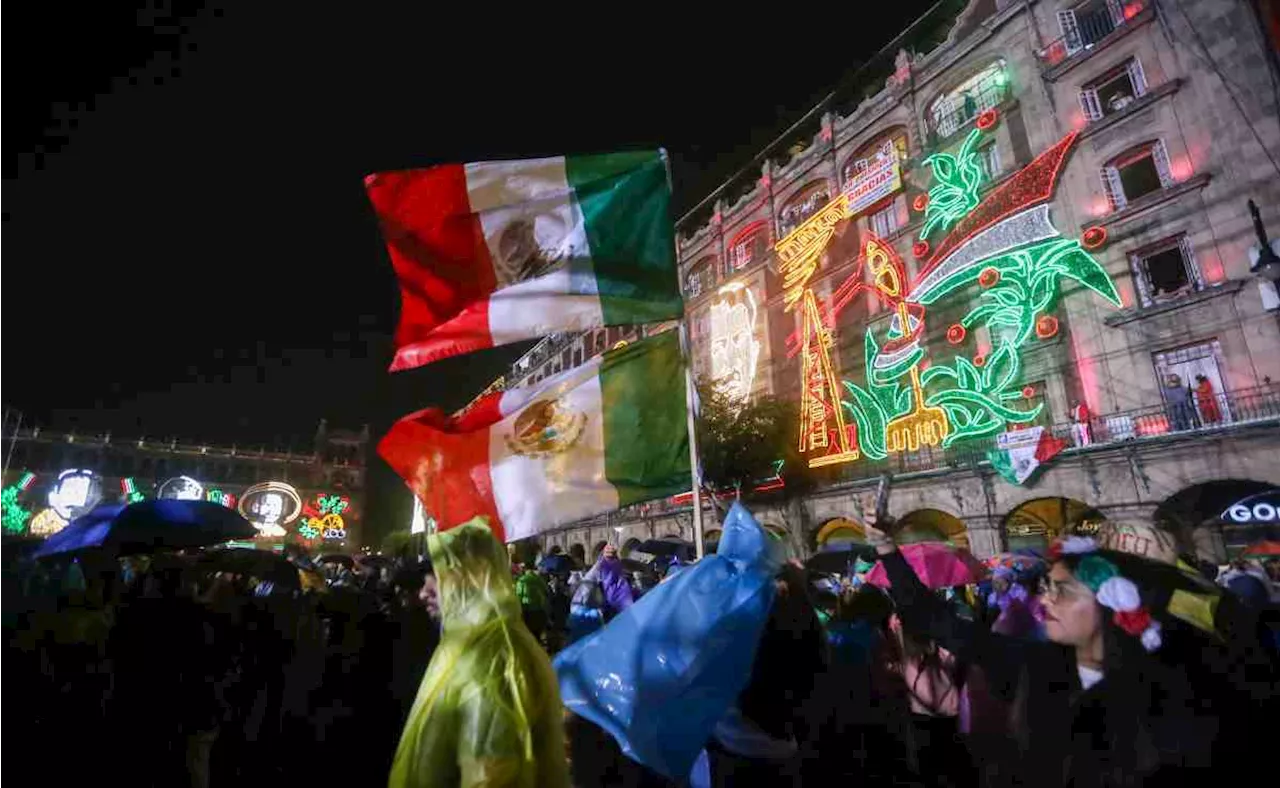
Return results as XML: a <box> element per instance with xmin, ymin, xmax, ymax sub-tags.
<box><xmin>863</xmin><ymin>518</ymin><xmax>1233</xmax><ymax>787</ymax></box>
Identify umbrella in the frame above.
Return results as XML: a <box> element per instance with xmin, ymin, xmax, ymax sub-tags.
<box><xmin>192</xmin><ymin>548</ymin><xmax>302</xmax><ymax>591</ymax></box>
<box><xmin>635</xmin><ymin>538</ymin><xmax>696</xmax><ymax>563</ymax></box>
<box><xmin>805</xmin><ymin>543</ymin><xmax>877</xmax><ymax>575</ymax></box>
<box><xmin>983</xmin><ymin>552</ymin><xmax>1046</xmax><ymax>576</ymax></box>
<box><xmin>317</xmin><ymin>553</ymin><xmax>355</xmax><ymax>569</ymax></box>
<box><xmin>34</xmin><ymin>500</ymin><xmax>257</xmax><ymax>558</ymax></box>
<box><xmin>1240</xmin><ymin>540</ymin><xmax>1280</xmax><ymax>558</ymax></box>
<box><xmin>538</xmin><ymin>554</ymin><xmax>573</xmax><ymax>574</ymax></box>
<box><xmin>865</xmin><ymin>543</ymin><xmax>987</xmax><ymax>589</ymax></box>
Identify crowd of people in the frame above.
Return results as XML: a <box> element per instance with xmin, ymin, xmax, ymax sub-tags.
<box><xmin>4</xmin><ymin>513</ymin><xmax>1279</xmax><ymax>787</ymax></box>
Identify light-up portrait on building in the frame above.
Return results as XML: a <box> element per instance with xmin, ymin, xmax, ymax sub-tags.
<box><xmin>48</xmin><ymin>469</ymin><xmax>102</xmax><ymax>521</ymax></box>
<box><xmin>158</xmin><ymin>475</ymin><xmax>205</xmax><ymax>501</ymax></box>
<box><xmin>238</xmin><ymin>481</ymin><xmax>302</xmax><ymax>539</ymax></box>
<box><xmin>709</xmin><ymin>282</ymin><xmax>760</xmax><ymax>401</ymax></box>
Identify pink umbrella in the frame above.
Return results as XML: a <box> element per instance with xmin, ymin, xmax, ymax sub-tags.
<box><xmin>866</xmin><ymin>543</ymin><xmax>988</xmax><ymax>589</ymax></box>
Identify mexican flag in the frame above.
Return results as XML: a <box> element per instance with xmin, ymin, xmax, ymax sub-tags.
<box><xmin>987</xmin><ymin>426</ymin><xmax>1067</xmax><ymax>485</ymax></box>
<box><xmin>379</xmin><ymin>331</ymin><xmax>691</xmax><ymax>542</ymax></box>
<box><xmin>365</xmin><ymin>150</ymin><xmax>683</xmax><ymax>371</ymax></box>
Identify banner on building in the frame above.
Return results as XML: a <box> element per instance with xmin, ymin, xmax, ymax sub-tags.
<box><xmin>843</xmin><ymin>152</ymin><xmax>902</xmax><ymax>216</ymax></box>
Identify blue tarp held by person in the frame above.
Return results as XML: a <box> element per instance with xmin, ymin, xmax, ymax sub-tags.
<box><xmin>554</xmin><ymin>501</ymin><xmax>779</xmax><ymax>779</ymax></box>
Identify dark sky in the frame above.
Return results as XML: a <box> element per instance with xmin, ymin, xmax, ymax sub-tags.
<box><xmin>5</xmin><ymin>2</ymin><xmax>935</xmax><ymax>531</ymax></box>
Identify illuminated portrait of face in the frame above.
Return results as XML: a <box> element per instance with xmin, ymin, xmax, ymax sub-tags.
<box><xmin>48</xmin><ymin>470</ymin><xmax>100</xmax><ymax>521</ymax></box>
<box><xmin>159</xmin><ymin>476</ymin><xmax>204</xmax><ymax>501</ymax></box>
<box><xmin>710</xmin><ymin>284</ymin><xmax>760</xmax><ymax>401</ymax></box>
<box><xmin>256</xmin><ymin>492</ymin><xmax>284</xmax><ymax>524</ymax></box>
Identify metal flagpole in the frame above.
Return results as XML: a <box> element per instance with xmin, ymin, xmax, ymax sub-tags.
<box><xmin>679</xmin><ymin>320</ymin><xmax>706</xmax><ymax>560</ymax></box>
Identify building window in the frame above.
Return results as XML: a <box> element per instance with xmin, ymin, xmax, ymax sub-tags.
<box><xmin>778</xmin><ymin>182</ymin><xmax>833</xmax><ymax>238</ymax></box>
<box><xmin>977</xmin><ymin>143</ymin><xmax>1001</xmax><ymax>181</ymax></box>
<box><xmin>1101</xmin><ymin>139</ymin><xmax>1173</xmax><ymax>211</ymax></box>
<box><xmin>1057</xmin><ymin>0</ymin><xmax>1135</xmax><ymax>58</ymax></box>
<box><xmin>1153</xmin><ymin>339</ymin><xmax>1231</xmax><ymax>427</ymax></box>
<box><xmin>841</xmin><ymin>133</ymin><xmax>909</xmax><ymax>185</ymax></box>
<box><xmin>869</xmin><ymin>201</ymin><xmax>903</xmax><ymax>238</ymax></box>
<box><xmin>1129</xmin><ymin>235</ymin><xmax>1202</xmax><ymax>305</ymax></box>
<box><xmin>1079</xmin><ymin>58</ymin><xmax>1147</xmax><ymax>121</ymax></box>
<box><xmin>684</xmin><ymin>258</ymin><xmax>715</xmax><ymax>298</ymax></box>
<box><xmin>728</xmin><ymin>224</ymin><xmax>768</xmax><ymax>272</ymax></box>
<box><xmin>929</xmin><ymin>61</ymin><xmax>1007</xmax><ymax>139</ymax></box>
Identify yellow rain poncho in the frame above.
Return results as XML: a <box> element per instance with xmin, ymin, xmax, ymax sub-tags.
<box><xmin>389</xmin><ymin>518</ymin><xmax>568</xmax><ymax>788</ymax></box>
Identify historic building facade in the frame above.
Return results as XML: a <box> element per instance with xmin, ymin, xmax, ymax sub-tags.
<box><xmin>1</xmin><ymin>420</ymin><xmax>369</xmax><ymax>550</ymax></box>
<box><xmin>497</xmin><ymin>0</ymin><xmax>1280</xmax><ymax>561</ymax></box>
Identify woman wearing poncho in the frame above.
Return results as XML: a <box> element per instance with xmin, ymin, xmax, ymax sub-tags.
<box><xmin>388</xmin><ymin>518</ymin><xmax>568</xmax><ymax>788</ymax></box>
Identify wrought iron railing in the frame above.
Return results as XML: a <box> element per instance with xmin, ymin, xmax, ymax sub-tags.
<box><xmin>1037</xmin><ymin>1</ymin><xmax>1147</xmax><ymax>68</ymax></box>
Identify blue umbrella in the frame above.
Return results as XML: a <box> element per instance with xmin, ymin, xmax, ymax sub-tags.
<box><xmin>34</xmin><ymin>500</ymin><xmax>257</xmax><ymax>558</ymax></box>
<box><xmin>538</xmin><ymin>553</ymin><xmax>573</xmax><ymax>574</ymax></box>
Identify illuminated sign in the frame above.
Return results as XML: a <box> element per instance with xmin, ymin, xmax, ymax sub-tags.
<box><xmin>206</xmin><ymin>489</ymin><xmax>237</xmax><ymax>509</ymax></box>
<box><xmin>1222</xmin><ymin>490</ymin><xmax>1280</xmax><ymax>523</ymax></box>
<box><xmin>709</xmin><ymin>283</ymin><xmax>760</xmax><ymax>401</ymax></box>
<box><xmin>120</xmin><ymin>478</ymin><xmax>148</xmax><ymax>504</ymax></box>
<box><xmin>2</xmin><ymin>473</ymin><xmax>36</xmax><ymax>534</ymax></box>
<box><xmin>238</xmin><ymin>481</ymin><xmax>302</xmax><ymax>538</ymax></box>
<box><xmin>29</xmin><ymin>508</ymin><xmax>69</xmax><ymax>537</ymax></box>
<box><xmin>48</xmin><ymin>469</ymin><xmax>101</xmax><ymax>521</ymax></box>
<box><xmin>300</xmin><ymin>493</ymin><xmax>351</xmax><ymax>541</ymax></box>
<box><xmin>158</xmin><ymin>475</ymin><xmax>204</xmax><ymax>501</ymax></box>
<box><xmin>844</xmin><ymin>145</ymin><xmax>903</xmax><ymax>217</ymax></box>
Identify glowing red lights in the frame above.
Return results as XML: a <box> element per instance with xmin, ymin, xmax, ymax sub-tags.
<box><xmin>1022</xmin><ymin>385</ymin><xmax>1036</xmax><ymax>399</ymax></box>
<box><xmin>1035</xmin><ymin>314</ymin><xmax>1059</xmax><ymax>339</ymax></box>
<box><xmin>978</xmin><ymin>267</ymin><xmax>1001</xmax><ymax>287</ymax></box>
<box><xmin>974</xmin><ymin>354</ymin><xmax>987</xmax><ymax>367</ymax></box>
<box><xmin>1081</xmin><ymin>226</ymin><xmax>1107</xmax><ymax>249</ymax></box>
<box><xmin>913</xmin><ymin>240</ymin><xmax>930</xmax><ymax>259</ymax></box>
<box><xmin>947</xmin><ymin>324</ymin><xmax>966</xmax><ymax>344</ymax></box>
<box><xmin>975</xmin><ymin>108</ymin><xmax>999</xmax><ymax>130</ymax></box>
<box><xmin>912</xmin><ymin>194</ymin><xmax>929</xmax><ymax>212</ymax></box>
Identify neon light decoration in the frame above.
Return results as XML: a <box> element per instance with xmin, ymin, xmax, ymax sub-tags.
<box><xmin>238</xmin><ymin>481</ymin><xmax>302</xmax><ymax>539</ymax></box>
<box><xmin>709</xmin><ymin>282</ymin><xmax>761</xmax><ymax>401</ymax></box>
<box><xmin>775</xmin><ymin>195</ymin><xmax>861</xmax><ymax>468</ymax></box>
<box><xmin>206</xmin><ymin>489</ymin><xmax>237</xmax><ymax>508</ymax></box>
<box><xmin>300</xmin><ymin>493</ymin><xmax>351</xmax><ymax>541</ymax></box>
<box><xmin>838</xmin><ymin>128</ymin><xmax>1120</xmax><ymax>459</ymax></box>
<box><xmin>120</xmin><ymin>477</ymin><xmax>148</xmax><ymax>504</ymax></box>
<box><xmin>2</xmin><ymin>473</ymin><xmax>36</xmax><ymax>533</ymax></box>
<box><xmin>158</xmin><ymin>475</ymin><xmax>204</xmax><ymax>501</ymax></box>
<box><xmin>29</xmin><ymin>508</ymin><xmax>69</xmax><ymax>537</ymax></box>
<box><xmin>48</xmin><ymin>469</ymin><xmax>101</xmax><ymax>521</ymax></box>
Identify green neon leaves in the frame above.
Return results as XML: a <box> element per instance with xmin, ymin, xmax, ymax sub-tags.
<box><xmin>919</xmin><ymin>129</ymin><xmax>984</xmax><ymax>240</ymax></box>
<box><xmin>922</xmin><ymin>342</ymin><xmax>1041</xmax><ymax>447</ymax></box>
<box><xmin>842</xmin><ymin>332</ymin><xmax>910</xmax><ymax>460</ymax></box>
<box><xmin>1</xmin><ymin>486</ymin><xmax>32</xmax><ymax>534</ymax></box>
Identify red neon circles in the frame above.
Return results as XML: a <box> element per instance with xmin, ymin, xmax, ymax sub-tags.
<box><xmin>947</xmin><ymin>324</ymin><xmax>966</xmax><ymax>344</ymax></box>
<box><xmin>975</xmin><ymin>108</ymin><xmax>999</xmax><ymax>130</ymax></box>
<box><xmin>974</xmin><ymin>354</ymin><xmax>987</xmax><ymax>367</ymax></box>
<box><xmin>912</xmin><ymin>240</ymin><xmax>930</xmax><ymax>259</ymax></box>
<box><xmin>1035</xmin><ymin>314</ymin><xmax>1060</xmax><ymax>339</ymax></box>
<box><xmin>978</xmin><ymin>267</ymin><xmax>1001</xmax><ymax>287</ymax></box>
<box><xmin>1081</xmin><ymin>225</ymin><xmax>1108</xmax><ymax>249</ymax></box>
<box><xmin>1022</xmin><ymin>385</ymin><xmax>1036</xmax><ymax>399</ymax></box>
<box><xmin>912</xmin><ymin>193</ymin><xmax>929</xmax><ymax>212</ymax></box>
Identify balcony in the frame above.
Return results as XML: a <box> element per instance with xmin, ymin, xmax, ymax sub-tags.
<box><xmin>1037</xmin><ymin>1</ymin><xmax>1151</xmax><ymax>74</ymax></box>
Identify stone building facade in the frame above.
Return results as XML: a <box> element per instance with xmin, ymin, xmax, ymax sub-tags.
<box><xmin>502</xmin><ymin>0</ymin><xmax>1280</xmax><ymax>561</ymax></box>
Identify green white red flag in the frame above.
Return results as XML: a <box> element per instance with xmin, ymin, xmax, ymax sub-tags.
<box><xmin>379</xmin><ymin>331</ymin><xmax>691</xmax><ymax>542</ymax></box>
<box><xmin>365</xmin><ymin>150</ymin><xmax>683</xmax><ymax>371</ymax></box>
<box><xmin>987</xmin><ymin>426</ymin><xmax>1067</xmax><ymax>485</ymax></box>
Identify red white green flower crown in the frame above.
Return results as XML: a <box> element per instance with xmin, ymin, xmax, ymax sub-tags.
<box><xmin>1047</xmin><ymin>536</ymin><xmax>1162</xmax><ymax>652</ymax></box>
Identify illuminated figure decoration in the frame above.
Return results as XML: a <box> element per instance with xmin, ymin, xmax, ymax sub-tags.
<box><xmin>29</xmin><ymin>508</ymin><xmax>70</xmax><ymax>537</ymax></box>
<box><xmin>206</xmin><ymin>489</ymin><xmax>238</xmax><ymax>509</ymax></box>
<box><xmin>158</xmin><ymin>475</ymin><xmax>204</xmax><ymax>501</ymax></box>
<box><xmin>120</xmin><ymin>477</ymin><xmax>149</xmax><ymax>504</ymax></box>
<box><xmin>238</xmin><ymin>481</ymin><xmax>302</xmax><ymax>539</ymax></box>
<box><xmin>774</xmin><ymin>195</ymin><xmax>860</xmax><ymax>468</ymax></box>
<box><xmin>300</xmin><ymin>493</ymin><xmax>351</xmax><ymax>541</ymax></box>
<box><xmin>48</xmin><ymin>469</ymin><xmax>102</xmax><ymax>522</ymax></box>
<box><xmin>842</xmin><ymin>123</ymin><xmax>1121</xmax><ymax>458</ymax></box>
<box><xmin>709</xmin><ymin>282</ymin><xmax>761</xmax><ymax>401</ymax></box>
<box><xmin>2</xmin><ymin>473</ymin><xmax>37</xmax><ymax>534</ymax></box>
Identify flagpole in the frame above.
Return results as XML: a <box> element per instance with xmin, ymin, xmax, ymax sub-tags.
<box><xmin>679</xmin><ymin>321</ymin><xmax>706</xmax><ymax>560</ymax></box>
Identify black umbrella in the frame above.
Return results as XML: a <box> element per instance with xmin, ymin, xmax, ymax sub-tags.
<box><xmin>34</xmin><ymin>500</ymin><xmax>257</xmax><ymax>558</ymax></box>
<box><xmin>192</xmin><ymin>548</ymin><xmax>302</xmax><ymax>591</ymax></box>
<box><xmin>635</xmin><ymin>537</ymin><xmax>696</xmax><ymax>562</ymax></box>
<box><xmin>805</xmin><ymin>543</ymin><xmax>878</xmax><ymax>575</ymax></box>
<box><xmin>317</xmin><ymin>554</ymin><xmax>355</xmax><ymax>569</ymax></box>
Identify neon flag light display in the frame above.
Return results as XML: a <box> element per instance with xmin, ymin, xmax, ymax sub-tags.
<box><xmin>121</xmin><ymin>478</ymin><xmax>148</xmax><ymax>504</ymax></box>
<box><xmin>206</xmin><ymin>489</ymin><xmax>237</xmax><ymax>509</ymax></box>
<box><xmin>300</xmin><ymin>493</ymin><xmax>351</xmax><ymax>541</ymax></box>
<box><xmin>833</xmin><ymin>125</ymin><xmax>1119</xmax><ymax>460</ymax></box>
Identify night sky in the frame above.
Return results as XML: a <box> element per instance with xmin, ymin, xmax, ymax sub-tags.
<box><xmin>6</xmin><ymin>2</ymin><xmax>935</xmax><ymax>534</ymax></box>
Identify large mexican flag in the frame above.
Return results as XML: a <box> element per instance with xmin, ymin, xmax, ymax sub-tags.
<box><xmin>987</xmin><ymin>426</ymin><xmax>1067</xmax><ymax>485</ymax></box>
<box><xmin>365</xmin><ymin>150</ymin><xmax>683</xmax><ymax>371</ymax></box>
<box><xmin>379</xmin><ymin>331</ymin><xmax>691</xmax><ymax>542</ymax></box>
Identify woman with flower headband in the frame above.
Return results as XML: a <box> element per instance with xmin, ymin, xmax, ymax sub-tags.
<box><xmin>863</xmin><ymin>520</ymin><xmax>1224</xmax><ymax>787</ymax></box>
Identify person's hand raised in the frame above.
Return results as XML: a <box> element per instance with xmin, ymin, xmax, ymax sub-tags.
<box><xmin>863</xmin><ymin>514</ymin><xmax>897</xmax><ymax>555</ymax></box>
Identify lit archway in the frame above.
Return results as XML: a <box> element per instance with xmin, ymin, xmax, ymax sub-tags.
<box><xmin>814</xmin><ymin>517</ymin><xmax>868</xmax><ymax>549</ymax></box>
<box><xmin>1002</xmin><ymin>497</ymin><xmax>1106</xmax><ymax>553</ymax></box>
<box><xmin>1154</xmin><ymin>479</ymin><xmax>1279</xmax><ymax>563</ymax></box>
<box><xmin>896</xmin><ymin>509</ymin><xmax>970</xmax><ymax>550</ymax></box>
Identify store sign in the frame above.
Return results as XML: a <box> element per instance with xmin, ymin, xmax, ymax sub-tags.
<box><xmin>238</xmin><ymin>481</ymin><xmax>302</xmax><ymax>538</ymax></box>
<box><xmin>843</xmin><ymin>152</ymin><xmax>902</xmax><ymax>216</ymax></box>
<box><xmin>48</xmin><ymin>469</ymin><xmax>101</xmax><ymax>521</ymax></box>
<box><xmin>158</xmin><ymin>475</ymin><xmax>204</xmax><ymax>501</ymax></box>
<box><xmin>1222</xmin><ymin>490</ymin><xmax>1280</xmax><ymax>524</ymax></box>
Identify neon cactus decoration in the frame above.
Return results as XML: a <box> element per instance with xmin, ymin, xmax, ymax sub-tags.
<box><xmin>2</xmin><ymin>473</ymin><xmax>36</xmax><ymax>533</ymax></box>
<box><xmin>838</xmin><ymin>128</ymin><xmax>1120</xmax><ymax>458</ymax></box>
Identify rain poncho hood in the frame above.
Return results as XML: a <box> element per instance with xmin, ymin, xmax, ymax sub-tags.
<box><xmin>389</xmin><ymin>518</ymin><xmax>568</xmax><ymax>788</ymax></box>
<box><xmin>555</xmin><ymin>501</ymin><xmax>780</xmax><ymax>779</ymax></box>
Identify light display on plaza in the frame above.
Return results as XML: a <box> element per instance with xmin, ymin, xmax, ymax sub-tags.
<box><xmin>299</xmin><ymin>493</ymin><xmax>350</xmax><ymax>541</ymax></box>
<box><xmin>239</xmin><ymin>481</ymin><xmax>302</xmax><ymax>538</ymax></box>
<box><xmin>709</xmin><ymin>282</ymin><xmax>761</xmax><ymax>401</ymax></box>
<box><xmin>2</xmin><ymin>473</ymin><xmax>36</xmax><ymax>534</ymax></box>
<box><xmin>777</xmin><ymin>113</ymin><xmax>1120</xmax><ymax>466</ymax></box>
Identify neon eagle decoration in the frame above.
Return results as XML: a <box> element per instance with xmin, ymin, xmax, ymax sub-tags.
<box><xmin>839</xmin><ymin>124</ymin><xmax>1120</xmax><ymax>459</ymax></box>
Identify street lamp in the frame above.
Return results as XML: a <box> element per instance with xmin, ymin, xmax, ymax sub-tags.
<box><xmin>1247</xmin><ymin>199</ymin><xmax>1280</xmax><ymax>282</ymax></box>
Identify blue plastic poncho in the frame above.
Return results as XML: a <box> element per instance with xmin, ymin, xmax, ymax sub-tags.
<box><xmin>554</xmin><ymin>502</ymin><xmax>779</xmax><ymax>779</ymax></box>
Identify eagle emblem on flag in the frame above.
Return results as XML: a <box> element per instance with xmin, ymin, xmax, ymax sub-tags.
<box><xmin>505</xmin><ymin>398</ymin><xmax>587</xmax><ymax>457</ymax></box>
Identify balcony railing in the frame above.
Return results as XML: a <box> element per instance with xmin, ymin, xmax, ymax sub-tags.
<box><xmin>1037</xmin><ymin>1</ymin><xmax>1148</xmax><ymax>68</ymax></box>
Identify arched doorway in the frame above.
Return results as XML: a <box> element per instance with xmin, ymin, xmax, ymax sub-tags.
<box><xmin>621</xmin><ymin>537</ymin><xmax>643</xmax><ymax>559</ymax></box>
<box><xmin>1002</xmin><ymin>498</ymin><xmax>1106</xmax><ymax>553</ymax></box>
<box><xmin>814</xmin><ymin>517</ymin><xmax>868</xmax><ymax>550</ymax></box>
<box><xmin>896</xmin><ymin>509</ymin><xmax>970</xmax><ymax>550</ymax></box>
<box><xmin>1154</xmin><ymin>479</ymin><xmax>1280</xmax><ymax>563</ymax></box>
